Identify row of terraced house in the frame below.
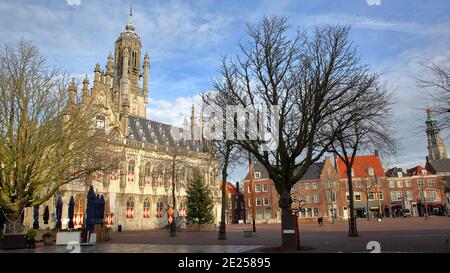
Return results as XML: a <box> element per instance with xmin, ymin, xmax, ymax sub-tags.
<box><xmin>237</xmin><ymin>109</ymin><xmax>450</xmax><ymax>223</ymax></box>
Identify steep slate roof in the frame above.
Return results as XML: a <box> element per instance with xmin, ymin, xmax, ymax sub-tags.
<box><xmin>335</xmin><ymin>155</ymin><xmax>385</xmax><ymax>179</ymax></box>
<box><xmin>244</xmin><ymin>161</ymin><xmax>327</xmax><ymax>181</ymax></box>
<box><xmin>385</xmin><ymin>167</ymin><xmax>406</xmax><ymax>177</ymax></box>
<box><xmin>127</xmin><ymin>115</ymin><xmax>205</xmax><ymax>152</ymax></box>
<box><xmin>428</xmin><ymin>159</ymin><xmax>450</xmax><ymax>173</ymax></box>
<box><xmin>299</xmin><ymin>162</ymin><xmax>325</xmax><ymax>180</ymax></box>
<box><xmin>244</xmin><ymin>161</ymin><xmax>270</xmax><ymax>180</ymax></box>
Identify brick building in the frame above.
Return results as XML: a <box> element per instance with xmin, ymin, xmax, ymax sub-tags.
<box><xmin>335</xmin><ymin>152</ymin><xmax>388</xmax><ymax>219</ymax></box>
<box><xmin>243</xmin><ymin>162</ymin><xmax>280</xmax><ymax>223</ymax></box>
<box><xmin>385</xmin><ymin>165</ymin><xmax>447</xmax><ymax>217</ymax></box>
<box><xmin>291</xmin><ymin>156</ymin><xmax>342</xmax><ymax>222</ymax></box>
<box><xmin>225</xmin><ymin>182</ymin><xmax>246</xmax><ymax>224</ymax></box>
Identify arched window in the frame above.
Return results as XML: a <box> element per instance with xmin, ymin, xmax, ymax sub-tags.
<box><xmin>179</xmin><ymin>199</ymin><xmax>187</xmax><ymax>217</ymax></box>
<box><xmin>143</xmin><ymin>198</ymin><xmax>151</xmax><ymax>218</ymax></box>
<box><xmin>156</xmin><ymin>198</ymin><xmax>164</xmax><ymax>218</ymax></box>
<box><xmin>74</xmin><ymin>194</ymin><xmax>86</xmax><ymax>228</ymax></box>
<box><xmin>144</xmin><ymin>162</ymin><xmax>151</xmax><ymax>184</ymax></box>
<box><xmin>104</xmin><ymin>196</ymin><xmax>114</xmax><ymax>226</ymax></box>
<box><xmin>126</xmin><ymin>196</ymin><xmax>135</xmax><ymax>219</ymax></box>
<box><xmin>128</xmin><ymin>160</ymin><xmax>135</xmax><ymax>183</ymax></box>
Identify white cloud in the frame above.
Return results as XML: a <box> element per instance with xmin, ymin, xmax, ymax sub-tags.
<box><xmin>146</xmin><ymin>94</ymin><xmax>203</xmax><ymax>127</ymax></box>
<box><xmin>66</xmin><ymin>0</ymin><xmax>81</xmax><ymax>6</ymax></box>
<box><xmin>367</xmin><ymin>0</ymin><xmax>382</xmax><ymax>6</ymax></box>
<box><xmin>372</xmin><ymin>25</ymin><xmax>450</xmax><ymax>169</ymax></box>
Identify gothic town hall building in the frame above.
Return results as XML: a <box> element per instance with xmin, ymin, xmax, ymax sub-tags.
<box><xmin>23</xmin><ymin>16</ymin><xmax>222</xmax><ymax>231</ymax></box>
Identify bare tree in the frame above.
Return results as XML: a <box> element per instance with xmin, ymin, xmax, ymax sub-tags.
<box><xmin>202</xmin><ymin>90</ymin><xmax>245</xmax><ymax>240</ymax></box>
<box><xmin>419</xmin><ymin>61</ymin><xmax>450</xmax><ymax>129</ymax></box>
<box><xmin>329</xmin><ymin>75</ymin><xmax>396</xmax><ymax>236</ymax></box>
<box><xmin>212</xmin><ymin>16</ymin><xmax>388</xmax><ymax>248</ymax></box>
<box><xmin>0</xmin><ymin>40</ymin><xmax>119</xmax><ymax>232</ymax></box>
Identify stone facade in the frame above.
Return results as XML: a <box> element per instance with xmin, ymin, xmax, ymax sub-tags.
<box><xmin>23</xmin><ymin>14</ymin><xmax>221</xmax><ymax>231</ymax></box>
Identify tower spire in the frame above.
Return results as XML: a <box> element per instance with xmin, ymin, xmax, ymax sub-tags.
<box><xmin>125</xmin><ymin>1</ymin><xmax>135</xmax><ymax>32</ymax></box>
<box><xmin>426</xmin><ymin>107</ymin><xmax>448</xmax><ymax>160</ymax></box>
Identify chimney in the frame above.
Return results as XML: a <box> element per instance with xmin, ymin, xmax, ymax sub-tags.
<box><xmin>236</xmin><ymin>182</ymin><xmax>240</xmax><ymax>194</ymax></box>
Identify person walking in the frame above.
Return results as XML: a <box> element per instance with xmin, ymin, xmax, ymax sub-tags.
<box><xmin>318</xmin><ymin>216</ymin><xmax>324</xmax><ymax>227</ymax></box>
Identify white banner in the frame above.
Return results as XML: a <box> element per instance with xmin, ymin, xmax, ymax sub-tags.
<box><xmin>109</xmin><ymin>192</ymin><xmax>116</xmax><ymax>213</ymax></box>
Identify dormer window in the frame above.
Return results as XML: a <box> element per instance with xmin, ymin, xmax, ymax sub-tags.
<box><xmin>254</xmin><ymin>172</ymin><xmax>261</xmax><ymax>179</ymax></box>
<box><xmin>368</xmin><ymin>167</ymin><xmax>374</xmax><ymax>176</ymax></box>
<box><xmin>397</xmin><ymin>172</ymin><xmax>403</xmax><ymax>178</ymax></box>
<box><xmin>421</xmin><ymin>169</ymin><xmax>427</xmax><ymax>175</ymax></box>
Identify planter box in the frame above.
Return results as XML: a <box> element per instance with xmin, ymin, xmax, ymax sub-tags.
<box><xmin>0</xmin><ymin>234</ymin><xmax>27</xmax><ymax>249</ymax></box>
<box><xmin>56</xmin><ymin>231</ymin><xmax>81</xmax><ymax>246</ymax></box>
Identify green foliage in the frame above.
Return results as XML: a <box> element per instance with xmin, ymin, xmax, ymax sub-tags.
<box><xmin>26</xmin><ymin>228</ymin><xmax>37</xmax><ymax>239</ymax></box>
<box><xmin>186</xmin><ymin>169</ymin><xmax>215</xmax><ymax>225</ymax></box>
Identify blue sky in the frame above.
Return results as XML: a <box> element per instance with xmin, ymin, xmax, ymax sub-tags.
<box><xmin>1</xmin><ymin>0</ymin><xmax>449</xmax><ymax>181</ymax></box>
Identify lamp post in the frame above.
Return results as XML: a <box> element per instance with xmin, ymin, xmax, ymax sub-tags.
<box><xmin>248</xmin><ymin>152</ymin><xmax>256</xmax><ymax>233</ymax></box>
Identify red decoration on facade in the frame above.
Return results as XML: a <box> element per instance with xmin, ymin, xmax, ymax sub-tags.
<box><xmin>126</xmin><ymin>208</ymin><xmax>134</xmax><ymax>218</ymax></box>
<box><xmin>144</xmin><ymin>176</ymin><xmax>151</xmax><ymax>184</ymax></box>
<box><xmin>105</xmin><ymin>212</ymin><xmax>114</xmax><ymax>226</ymax></box>
<box><xmin>179</xmin><ymin>208</ymin><xmax>187</xmax><ymax>217</ymax></box>
<box><xmin>167</xmin><ymin>207</ymin><xmax>174</xmax><ymax>224</ymax></box>
<box><xmin>128</xmin><ymin>172</ymin><xmax>134</xmax><ymax>183</ymax></box>
<box><xmin>74</xmin><ymin>213</ymin><xmax>83</xmax><ymax>228</ymax></box>
<box><xmin>109</xmin><ymin>171</ymin><xmax>117</xmax><ymax>180</ymax></box>
<box><xmin>156</xmin><ymin>207</ymin><xmax>163</xmax><ymax>218</ymax></box>
<box><xmin>143</xmin><ymin>208</ymin><xmax>150</xmax><ymax>218</ymax></box>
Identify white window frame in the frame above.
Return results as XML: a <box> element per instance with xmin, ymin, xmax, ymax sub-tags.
<box><xmin>405</xmin><ymin>180</ymin><xmax>411</xmax><ymax>187</ymax></box>
<box><xmin>262</xmin><ymin>184</ymin><xmax>269</xmax><ymax>192</ymax></box>
<box><xmin>254</xmin><ymin>172</ymin><xmax>261</xmax><ymax>179</ymax></box>
<box><xmin>305</xmin><ymin>183</ymin><xmax>311</xmax><ymax>190</ymax></box>
<box><xmin>255</xmin><ymin>184</ymin><xmax>261</xmax><ymax>193</ymax></box>
<box><xmin>312</xmin><ymin>182</ymin><xmax>318</xmax><ymax>190</ymax></box>
<box><xmin>313</xmin><ymin>194</ymin><xmax>319</xmax><ymax>203</ymax></box>
<box><xmin>263</xmin><ymin>197</ymin><xmax>269</xmax><ymax>206</ymax></box>
<box><xmin>406</xmin><ymin>190</ymin><xmax>413</xmax><ymax>201</ymax></box>
<box><xmin>255</xmin><ymin>198</ymin><xmax>261</xmax><ymax>206</ymax></box>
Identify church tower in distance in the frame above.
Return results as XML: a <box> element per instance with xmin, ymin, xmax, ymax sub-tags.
<box><xmin>426</xmin><ymin>107</ymin><xmax>448</xmax><ymax>160</ymax></box>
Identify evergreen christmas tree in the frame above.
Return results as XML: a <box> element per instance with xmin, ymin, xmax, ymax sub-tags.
<box><xmin>186</xmin><ymin>169</ymin><xmax>215</xmax><ymax>225</ymax></box>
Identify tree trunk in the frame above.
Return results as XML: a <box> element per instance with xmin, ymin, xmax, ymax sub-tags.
<box><xmin>366</xmin><ymin>195</ymin><xmax>370</xmax><ymax>221</ymax></box>
<box><xmin>278</xmin><ymin>186</ymin><xmax>298</xmax><ymax>249</ymax></box>
<box><xmin>347</xmin><ymin>171</ymin><xmax>358</xmax><ymax>237</ymax></box>
<box><xmin>218</xmin><ymin>148</ymin><xmax>230</xmax><ymax>240</ymax></box>
<box><xmin>170</xmin><ymin>156</ymin><xmax>177</xmax><ymax>237</ymax></box>
<box><xmin>3</xmin><ymin>210</ymin><xmax>25</xmax><ymax>234</ymax></box>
